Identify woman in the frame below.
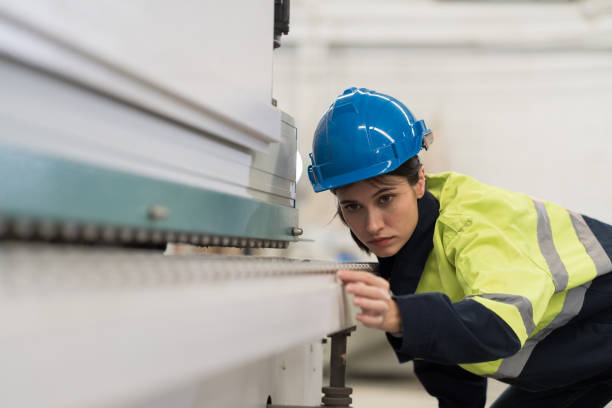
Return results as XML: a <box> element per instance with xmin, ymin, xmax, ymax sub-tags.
<box><xmin>308</xmin><ymin>87</ymin><xmax>612</xmax><ymax>407</ymax></box>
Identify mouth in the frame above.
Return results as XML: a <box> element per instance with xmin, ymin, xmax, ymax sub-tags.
<box><xmin>368</xmin><ymin>237</ymin><xmax>394</xmax><ymax>247</ymax></box>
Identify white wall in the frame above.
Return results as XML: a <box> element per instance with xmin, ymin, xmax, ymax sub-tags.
<box><xmin>274</xmin><ymin>0</ymin><xmax>612</xmax><ymax>260</ymax></box>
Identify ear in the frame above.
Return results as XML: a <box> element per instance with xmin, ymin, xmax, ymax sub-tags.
<box><xmin>414</xmin><ymin>167</ymin><xmax>426</xmax><ymax>199</ymax></box>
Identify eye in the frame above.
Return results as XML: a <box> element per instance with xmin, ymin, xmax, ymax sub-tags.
<box><xmin>342</xmin><ymin>203</ymin><xmax>361</xmax><ymax>213</ymax></box>
<box><xmin>378</xmin><ymin>194</ymin><xmax>394</xmax><ymax>205</ymax></box>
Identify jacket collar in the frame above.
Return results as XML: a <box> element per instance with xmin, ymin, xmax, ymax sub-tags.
<box><xmin>376</xmin><ymin>191</ymin><xmax>440</xmax><ymax>295</ymax></box>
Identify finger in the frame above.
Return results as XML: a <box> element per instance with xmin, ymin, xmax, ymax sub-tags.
<box><xmin>337</xmin><ymin>270</ymin><xmax>380</xmax><ymax>284</ymax></box>
<box><xmin>353</xmin><ymin>297</ymin><xmax>389</xmax><ymax>313</ymax></box>
<box><xmin>356</xmin><ymin>313</ymin><xmax>384</xmax><ymax>328</ymax></box>
<box><xmin>337</xmin><ymin>270</ymin><xmax>389</xmax><ymax>290</ymax></box>
<box><xmin>346</xmin><ymin>283</ymin><xmax>391</xmax><ymax>300</ymax></box>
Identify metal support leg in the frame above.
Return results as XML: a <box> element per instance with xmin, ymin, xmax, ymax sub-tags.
<box><xmin>322</xmin><ymin>326</ymin><xmax>356</xmax><ymax>407</ymax></box>
<box><xmin>268</xmin><ymin>326</ymin><xmax>357</xmax><ymax>408</ymax></box>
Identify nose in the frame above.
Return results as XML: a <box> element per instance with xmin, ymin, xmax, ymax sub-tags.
<box><xmin>365</xmin><ymin>208</ymin><xmax>384</xmax><ymax>236</ymax></box>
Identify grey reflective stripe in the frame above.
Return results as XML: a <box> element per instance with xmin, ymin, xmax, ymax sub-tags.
<box><xmin>490</xmin><ymin>205</ymin><xmax>608</xmax><ymax>379</ymax></box>
<box><xmin>492</xmin><ymin>282</ymin><xmax>591</xmax><ymax>379</ymax></box>
<box><xmin>491</xmin><ymin>341</ymin><xmax>535</xmax><ymax>379</ymax></box>
<box><xmin>569</xmin><ymin>211</ymin><xmax>612</xmax><ymax>276</ymax></box>
<box><xmin>473</xmin><ymin>293</ymin><xmax>536</xmax><ymax>336</ymax></box>
<box><xmin>533</xmin><ymin>199</ymin><xmax>568</xmax><ymax>292</ymax></box>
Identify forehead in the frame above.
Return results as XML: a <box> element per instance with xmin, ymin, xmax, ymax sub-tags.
<box><xmin>336</xmin><ymin>175</ymin><xmax>407</xmax><ymax>198</ymax></box>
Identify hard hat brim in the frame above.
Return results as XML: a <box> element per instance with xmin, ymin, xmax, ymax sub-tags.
<box><xmin>308</xmin><ymin>158</ymin><xmax>405</xmax><ymax>193</ymax></box>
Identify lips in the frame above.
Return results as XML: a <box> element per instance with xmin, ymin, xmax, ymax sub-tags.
<box><xmin>368</xmin><ymin>237</ymin><xmax>393</xmax><ymax>247</ymax></box>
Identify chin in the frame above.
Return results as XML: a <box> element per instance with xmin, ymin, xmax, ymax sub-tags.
<box><xmin>371</xmin><ymin>245</ymin><xmax>400</xmax><ymax>258</ymax></box>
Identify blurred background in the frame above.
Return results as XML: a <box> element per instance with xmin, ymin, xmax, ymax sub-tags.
<box><xmin>272</xmin><ymin>0</ymin><xmax>612</xmax><ymax>406</ymax></box>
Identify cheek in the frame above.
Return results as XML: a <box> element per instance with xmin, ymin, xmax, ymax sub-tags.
<box><xmin>392</xmin><ymin>204</ymin><xmax>419</xmax><ymax>235</ymax></box>
<box><xmin>343</xmin><ymin>213</ymin><xmax>365</xmax><ymax>235</ymax></box>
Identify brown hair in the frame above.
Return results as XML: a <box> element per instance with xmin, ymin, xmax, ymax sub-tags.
<box><xmin>332</xmin><ymin>155</ymin><xmax>423</xmax><ymax>254</ymax></box>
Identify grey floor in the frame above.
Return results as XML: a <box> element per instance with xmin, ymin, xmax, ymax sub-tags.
<box><xmin>349</xmin><ymin>377</ymin><xmax>612</xmax><ymax>408</ymax></box>
<box><xmin>350</xmin><ymin>377</ymin><xmax>507</xmax><ymax>408</ymax></box>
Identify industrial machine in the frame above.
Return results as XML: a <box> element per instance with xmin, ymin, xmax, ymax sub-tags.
<box><xmin>0</xmin><ymin>2</ymin><xmax>371</xmax><ymax>407</ymax></box>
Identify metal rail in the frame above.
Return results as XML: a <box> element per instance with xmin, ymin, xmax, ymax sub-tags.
<box><xmin>0</xmin><ymin>243</ymin><xmax>376</xmax><ymax>294</ymax></box>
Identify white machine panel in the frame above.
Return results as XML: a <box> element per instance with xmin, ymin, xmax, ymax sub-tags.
<box><xmin>0</xmin><ymin>1</ymin><xmax>281</xmax><ymax>150</ymax></box>
<box><xmin>0</xmin><ymin>245</ymin><xmax>362</xmax><ymax>408</ymax></box>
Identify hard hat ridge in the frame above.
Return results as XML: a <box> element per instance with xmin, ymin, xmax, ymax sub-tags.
<box><xmin>308</xmin><ymin>87</ymin><xmax>432</xmax><ymax>192</ymax></box>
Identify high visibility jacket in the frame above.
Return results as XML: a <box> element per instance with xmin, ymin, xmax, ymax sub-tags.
<box><xmin>381</xmin><ymin>172</ymin><xmax>612</xmax><ymax>394</ymax></box>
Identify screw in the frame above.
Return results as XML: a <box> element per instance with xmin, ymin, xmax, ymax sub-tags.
<box><xmin>291</xmin><ymin>227</ymin><xmax>303</xmax><ymax>236</ymax></box>
<box><xmin>148</xmin><ymin>205</ymin><xmax>169</xmax><ymax>221</ymax></box>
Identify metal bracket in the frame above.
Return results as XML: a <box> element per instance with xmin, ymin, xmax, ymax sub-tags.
<box><xmin>273</xmin><ymin>0</ymin><xmax>290</xmax><ymax>49</ymax></box>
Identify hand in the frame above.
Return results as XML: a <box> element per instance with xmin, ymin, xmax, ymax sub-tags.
<box><xmin>337</xmin><ymin>270</ymin><xmax>402</xmax><ymax>334</ymax></box>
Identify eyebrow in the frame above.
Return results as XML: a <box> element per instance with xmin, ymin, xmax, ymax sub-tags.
<box><xmin>339</xmin><ymin>187</ymin><xmax>396</xmax><ymax>205</ymax></box>
<box><xmin>372</xmin><ymin>187</ymin><xmax>395</xmax><ymax>198</ymax></box>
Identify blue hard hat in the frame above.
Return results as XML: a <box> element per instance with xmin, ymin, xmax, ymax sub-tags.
<box><xmin>308</xmin><ymin>87</ymin><xmax>433</xmax><ymax>192</ymax></box>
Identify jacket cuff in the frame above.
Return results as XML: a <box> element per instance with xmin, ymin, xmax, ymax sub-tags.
<box><xmin>385</xmin><ymin>331</ymin><xmax>413</xmax><ymax>363</ymax></box>
<box><xmin>392</xmin><ymin>293</ymin><xmax>437</xmax><ymax>357</ymax></box>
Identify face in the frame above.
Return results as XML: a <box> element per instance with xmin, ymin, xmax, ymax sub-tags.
<box><xmin>336</xmin><ymin>168</ymin><xmax>425</xmax><ymax>257</ymax></box>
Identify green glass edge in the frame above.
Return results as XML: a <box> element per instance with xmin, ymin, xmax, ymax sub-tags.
<box><xmin>0</xmin><ymin>145</ymin><xmax>298</xmax><ymax>241</ymax></box>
